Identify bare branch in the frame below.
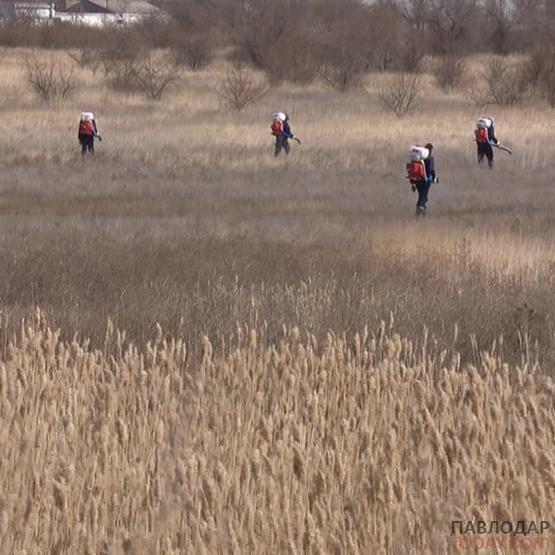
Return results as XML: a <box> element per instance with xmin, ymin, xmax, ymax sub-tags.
<box><xmin>377</xmin><ymin>73</ymin><xmax>421</xmax><ymax>117</ymax></box>
<box><xmin>23</xmin><ymin>51</ymin><xmax>75</xmax><ymax>103</ymax></box>
<box><xmin>217</xmin><ymin>64</ymin><xmax>267</xmax><ymax>111</ymax></box>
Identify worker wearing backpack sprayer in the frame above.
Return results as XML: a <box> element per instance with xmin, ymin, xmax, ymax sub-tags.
<box><xmin>474</xmin><ymin>115</ymin><xmax>499</xmax><ymax>168</ymax></box>
<box><xmin>270</xmin><ymin>112</ymin><xmax>300</xmax><ymax>157</ymax></box>
<box><xmin>406</xmin><ymin>143</ymin><xmax>438</xmax><ymax>217</ymax></box>
<box><xmin>78</xmin><ymin>111</ymin><xmax>102</xmax><ymax>156</ymax></box>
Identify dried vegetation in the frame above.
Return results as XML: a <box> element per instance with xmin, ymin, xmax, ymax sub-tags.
<box><xmin>1</xmin><ymin>311</ymin><xmax>555</xmax><ymax>553</ymax></box>
<box><xmin>0</xmin><ymin>46</ymin><xmax>554</xmax><ymax>554</ymax></box>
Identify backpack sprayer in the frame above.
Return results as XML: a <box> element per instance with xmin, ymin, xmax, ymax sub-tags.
<box><xmin>80</xmin><ymin>112</ymin><xmax>102</xmax><ymax>142</ymax></box>
<box><xmin>406</xmin><ymin>145</ymin><xmax>440</xmax><ymax>191</ymax></box>
<box><xmin>271</xmin><ymin>112</ymin><xmax>302</xmax><ymax>145</ymax></box>
<box><xmin>406</xmin><ymin>145</ymin><xmax>430</xmax><ymax>190</ymax></box>
<box><xmin>475</xmin><ymin>116</ymin><xmax>512</xmax><ymax>155</ymax></box>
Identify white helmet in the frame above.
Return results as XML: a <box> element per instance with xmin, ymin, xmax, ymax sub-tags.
<box><xmin>80</xmin><ymin>111</ymin><xmax>94</xmax><ymax>122</ymax></box>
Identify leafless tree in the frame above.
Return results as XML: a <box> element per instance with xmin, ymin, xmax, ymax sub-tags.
<box><xmin>66</xmin><ymin>47</ymin><xmax>102</xmax><ymax>75</ymax></box>
<box><xmin>367</xmin><ymin>4</ymin><xmax>404</xmax><ymax>71</ymax></box>
<box><xmin>394</xmin><ymin>0</ymin><xmax>479</xmax><ymax>54</ymax></box>
<box><xmin>525</xmin><ymin>44</ymin><xmax>555</xmax><ymax>108</ymax></box>
<box><xmin>318</xmin><ymin>47</ymin><xmax>366</xmax><ymax>92</ymax></box>
<box><xmin>432</xmin><ymin>54</ymin><xmax>467</xmax><ymax>90</ymax></box>
<box><xmin>231</xmin><ymin>0</ymin><xmax>300</xmax><ymax>69</ymax></box>
<box><xmin>377</xmin><ymin>72</ymin><xmax>421</xmax><ymax>117</ymax></box>
<box><xmin>104</xmin><ymin>58</ymin><xmax>139</xmax><ymax>92</ymax></box>
<box><xmin>426</xmin><ymin>0</ymin><xmax>479</xmax><ymax>54</ymax></box>
<box><xmin>132</xmin><ymin>51</ymin><xmax>180</xmax><ymax>100</ymax></box>
<box><xmin>24</xmin><ymin>51</ymin><xmax>75</xmax><ymax>102</ymax></box>
<box><xmin>173</xmin><ymin>35</ymin><xmax>213</xmax><ymax>71</ymax></box>
<box><xmin>540</xmin><ymin>62</ymin><xmax>555</xmax><ymax>108</ymax></box>
<box><xmin>398</xmin><ymin>33</ymin><xmax>426</xmax><ymax>72</ymax></box>
<box><xmin>395</xmin><ymin>0</ymin><xmax>433</xmax><ymax>32</ymax></box>
<box><xmin>218</xmin><ymin>64</ymin><xmax>267</xmax><ymax>111</ymax></box>
<box><xmin>511</xmin><ymin>0</ymin><xmax>544</xmax><ymax>45</ymax></box>
<box><xmin>258</xmin><ymin>33</ymin><xmax>320</xmax><ymax>85</ymax></box>
<box><xmin>468</xmin><ymin>57</ymin><xmax>530</xmax><ymax>106</ymax></box>
<box><xmin>95</xmin><ymin>29</ymin><xmax>143</xmax><ymax>92</ymax></box>
<box><xmin>484</xmin><ymin>0</ymin><xmax>514</xmax><ymax>54</ymax></box>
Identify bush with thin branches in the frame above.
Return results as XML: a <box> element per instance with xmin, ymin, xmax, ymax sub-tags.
<box><xmin>132</xmin><ymin>51</ymin><xmax>180</xmax><ymax>101</ymax></box>
<box><xmin>96</xmin><ymin>28</ymin><xmax>143</xmax><ymax>91</ymax></box>
<box><xmin>377</xmin><ymin>72</ymin><xmax>421</xmax><ymax>117</ymax></box>
<box><xmin>525</xmin><ymin>45</ymin><xmax>555</xmax><ymax>109</ymax></box>
<box><xmin>468</xmin><ymin>57</ymin><xmax>530</xmax><ymax>107</ymax></box>
<box><xmin>173</xmin><ymin>35</ymin><xmax>213</xmax><ymax>71</ymax></box>
<box><xmin>217</xmin><ymin>64</ymin><xmax>267</xmax><ymax>111</ymax></box>
<box><xmin>66</xmin><ymin>47</ymin><xmax>102</xmax><ymax>75</ymax></box>
<box><xmin>433</xmin><ymin>54</ymin><xmax>467</xmax><ymax>91</ymax></box>
<box><xmin>319</xmin><ymin>60</ymin><xmax>366</xmax><ymax>92</ymax></box>
<box><xmin>23</xmin><ymin>52</ymin><xmax>75</xmax><ymax>102</ymax></box>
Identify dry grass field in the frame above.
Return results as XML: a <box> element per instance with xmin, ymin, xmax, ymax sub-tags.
<box><xmin>1</xmin><ymin>48</ymin><xmax>555</xmax><ymax>553</ymax></box>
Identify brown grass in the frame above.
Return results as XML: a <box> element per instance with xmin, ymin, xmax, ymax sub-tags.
<box><xmin>0</xmin><ymin>48</ymin><xmax>555</xmax><ymax>553</ymax></box>
<box><xmin>1</xmin><ymin>312</ymin><xmax>555</xmax><ymax>554</ymax></box>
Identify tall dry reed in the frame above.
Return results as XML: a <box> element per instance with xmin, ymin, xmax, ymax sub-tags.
<box><xmin>1</xmin><ymin>311</ymin><xmax>554</xmax><ymax>554</ymax></box>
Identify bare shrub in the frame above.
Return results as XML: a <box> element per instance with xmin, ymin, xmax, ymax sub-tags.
<box><xmin>525</xmin><ymin>45</ymin><xmax>555</xmax><ymax>108</ymax></box>
<box><xmin>377</xmin><ymin>73</ymin><xmax>421</xmax><ymax>117</ymax></box>
<box><xmin>433</xmin><ymin>55</ymin><xmax>467</xmax><ymax>90</ymax></box>
<box><xmin>100</xmin><ymin>47</ymin><xmax>180</xmax><ymax>99</ymax></box>
<box><xmin>132</xmin><ymin>51</ymin><xmax>180</xmax><ymax>100</ymax></box>
<box><xmin>318</xmin><ymin>55</ymin><xmax>366</xmax><ymax>92</ymax></box>
<box><xmin>23</xmin><ymin>52</ymin><xmax>75</xmax><ymax>102</ymax></box>
<box><xmin>173</xmin><ymin>35</ymin><xmax>213</xmax><ymax>71</ymax></box>
<box><xmin>98</xmin><ymin>28</ymin><xmax>142</xmax><ymax>78</ymax></box>
<box><xmin>468</xmin><ymin>57</ymin><xmax>530</xmax><ymax>107</ymax></box>
<box><xmin>96</xmin><ymin>31</ymin><xmax>143</xmax><ymax>93</ymax></box>
<box><xmin>0</xmin><ymin>16</ymin><xmax>105</xmax><ymax>48</ymax></box>
<box><xmin>232</xmin><ymin>0</ymin><xmax>292</xmax><ymax>69</ymax></box>
<box><xmin>218</xmin><ymin>64</ymin><xmax>267</xmax><ymax>111</ymax></box>
<box><xmin>398</xmin><ymin>33</ymin><xmax>427</xmax><ymax>73</ymax></box>
<box><xmin>104</xmin><ymin>58</ymin><xmax>140</xmax><ymax>93</ymax></box>
<box><xmin>67</xmin><ymin>47</ymin><xmax>102</xmax><ymax>75</ymax></box>
<box><xmin>540</xmin><ymin>64</ymin><xmax>555</xmax><ymax>109</ymax></box>
<box><xmin>366</xmin><ymin>3</ymin><xmax>404</xmax><ymax>71</ymax></box>
<box><xmin>257</xmin><ymin>33</ymin><xmax>320</xmax><ymax>85</ymax></box>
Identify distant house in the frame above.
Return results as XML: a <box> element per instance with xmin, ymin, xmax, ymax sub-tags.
<box><xmin>0</xmin><ymin>0</ymin><xmax>166</xmax><ymax>26</ymax></box>
<box><xmin>63</xmin><ymin>0</ymin><xmax>160</xmax><ymax>16</ymax></box>
<box><xmin>0</xmin><ymin>2</ymin><xmax>55</xmax><ymax>19</ymax></box>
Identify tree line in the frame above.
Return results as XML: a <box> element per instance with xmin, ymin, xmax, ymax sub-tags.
<box><xmin>3</xmin><ymin>0</ymin><xmax>555</xmax><ymax>104</ymax></box>
<box><xmin>161</xmin><ymin>0</ymin><xmax>555</xmax><ymax>75</ymax></box>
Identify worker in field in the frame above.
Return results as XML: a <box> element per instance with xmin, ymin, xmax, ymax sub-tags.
<box><xmin>270</xmin><ymin>111</ymin><xmax>294</xmax><ymax>157</ymax></box>
<box><xmin>475</xmin><ymin>115</ymin><xmax>498</xmax><ymax>168</ymax></box>
<box><xmin>78</xmin><ymin>111</ymin><xmax>101</xmax><ymax>156</ymax></box>
<box><xmin>406</xmin><ymin>143</ymin><xmax>438</xmax><ymax>216</ymax></box>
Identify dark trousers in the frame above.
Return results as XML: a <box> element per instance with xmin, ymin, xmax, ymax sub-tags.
<box><xmin>477</xmin><ymin>143</ymin><xmax>493</xmax><ymax>167</ymax></box>
<box><xmin>275</xmin><ymin>135</ymin><xmax>290</xmax><ymax>156</ymax></box>
<box><xmin>80</xmin><ymin>135</ymin><xmax>94</xmax><ymax>155</ymax></box>
<box><xmin>415</xmin><ymin>180</ymin><xmax>431</xmax><ymax>210</ymax></box>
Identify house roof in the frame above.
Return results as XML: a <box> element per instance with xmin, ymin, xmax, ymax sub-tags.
<box><xmin>84</xmin><ymin>0</ymin><xmax>160</xmax><ymax>13</ymax></box>
<box><xmin>0</xmin><ymin>1</ymin><xmax>52</xmax><ymax>10</ymax></box>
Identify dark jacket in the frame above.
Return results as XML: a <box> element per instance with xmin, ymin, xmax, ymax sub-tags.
<box><xmin>488</xmin><ymin>124</ymin><xmax>498</xmax><ymax>144</ymax></box>
<box><xmin>283</xmin><ymin>120</ymin><xmax>293</xmax><ymax>139</ymax></box>
<box><xmin>425</xmin><ymin>155</ymin><xmax>436</xmax><ymax>181</ymax></box>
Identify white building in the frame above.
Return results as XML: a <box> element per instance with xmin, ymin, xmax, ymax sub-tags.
<box><xmin>0</xmin><ymin>0</ymin><xmax>166</xmax><ymax>26</ymax></box>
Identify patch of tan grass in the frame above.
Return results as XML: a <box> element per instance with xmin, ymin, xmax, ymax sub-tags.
<box><xmin>1</xmin><ymin>312</ymin><xmax>554</xmax><ymax>554</ymax></box>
